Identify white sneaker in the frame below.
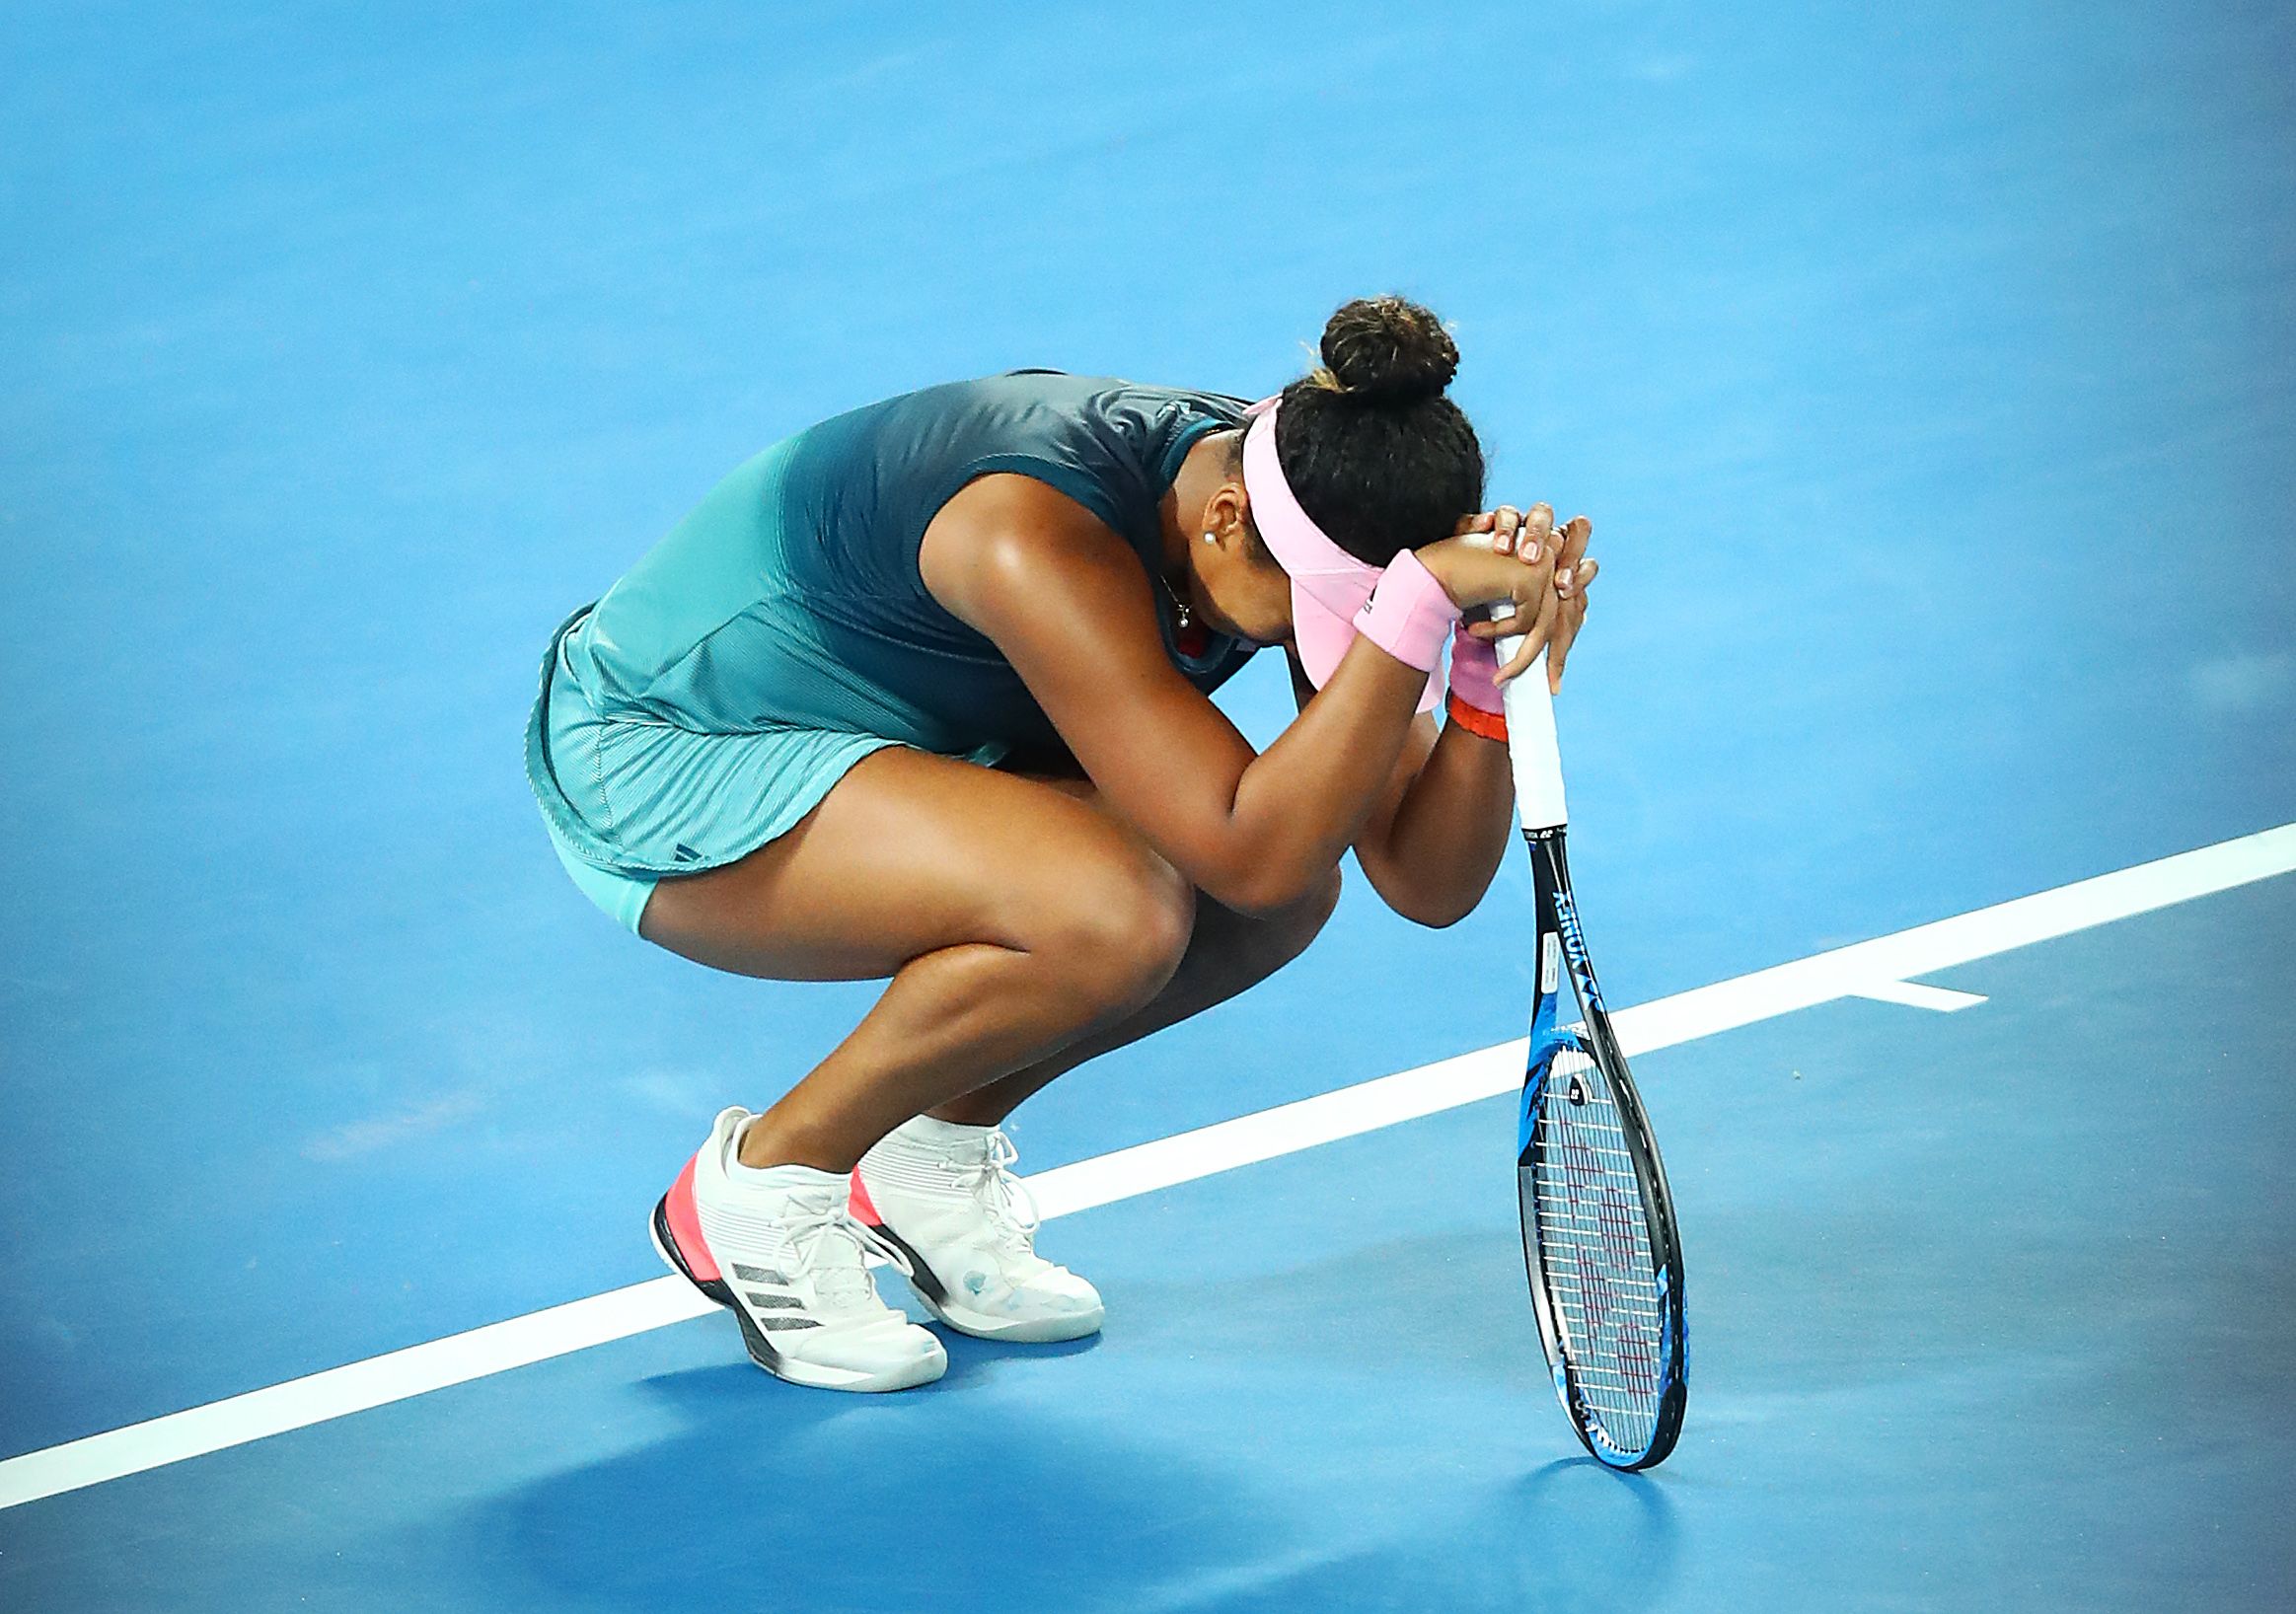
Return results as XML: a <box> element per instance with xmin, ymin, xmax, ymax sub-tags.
<box><xmin>851</xmin><ymin>1117</ymin><xmax>1104</xmax><ymax>1343</ymax></box>
<box><xmin>650</xmin><ymin>1107</ymin><xmax>947</xmax><ymax>1392</ymax></box>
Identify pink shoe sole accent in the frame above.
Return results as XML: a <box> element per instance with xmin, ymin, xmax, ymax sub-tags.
<box><xmin>663</xmin><ymin>1153</ymin><xmax>719</xmax><ymax>1283</ymax></box>
<box><xmin>848</xmin><ymin>1166</ymin><xmax>884</xmax><ymax>1227</ymax></box>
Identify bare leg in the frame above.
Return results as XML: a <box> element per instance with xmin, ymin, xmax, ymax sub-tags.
<box><xmin>631</xmin><ymin>747</ymin><xmax>1338</xmax><ymax>1171</ymax></box>
<box><xmin>928</xmin><ymin>878</ymin><xmax>1338</xmax><ymax>1126</ymax></box>
<box><xmin>637</xmin><ymin>748</ymin><xmax>1199</xmax><ymax>1172</ymax></box>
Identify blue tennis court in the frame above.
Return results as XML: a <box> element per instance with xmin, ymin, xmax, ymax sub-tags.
<box><xmin>4</xmin><ymin>4</ymin><xmax>2292</xmax><ymax>1610</ymax></box>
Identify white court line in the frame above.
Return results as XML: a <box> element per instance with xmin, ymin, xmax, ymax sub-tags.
<box><xmin>1846</xmin><ymin>980</ymin><xmax>1989</xmax><ymax>1012</ymax></box>
<box><xmin>4</xmin><ymin>821</ymin><xmax>2291</xmax><ymax>1513</ymax></box>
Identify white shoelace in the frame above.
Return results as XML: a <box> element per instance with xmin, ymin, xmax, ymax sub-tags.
<box><xmin>949</xmin><ymin>1133</ymin><xmax>1045</xmax><ymax>1263</ymax></box>
<box><xmin>778</xmin><ymin>1195</ymin><xmax>879</xmax><ymax>1312</ymax></box>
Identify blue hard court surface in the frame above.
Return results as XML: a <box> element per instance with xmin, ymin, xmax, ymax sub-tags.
<box><xmin>2</xmin><ymin>3</ymin><xmax>2292</xmax><ymax>1609</ymax></box>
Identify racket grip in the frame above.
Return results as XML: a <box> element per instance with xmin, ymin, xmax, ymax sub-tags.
<box><xmin>1494</xmin><ymin>633</ymin><xmax>1567</xmax><ymax>832</ymax></box>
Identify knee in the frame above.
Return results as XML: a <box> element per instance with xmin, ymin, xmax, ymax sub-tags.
<box><xmin>1039</xmin><ymin>850</ymin><xmax>1195</xmax><ymax>1015</ymax></box>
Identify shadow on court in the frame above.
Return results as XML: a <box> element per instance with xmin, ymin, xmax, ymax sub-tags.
<box><xmin>1150</xmin><ymin>1459</ymin><xmax>1681</xmax><ymax>1614</ymax></box>
<box><xmin>455</xmin><ymin>1355</ymin><xmax>1291</xmax><ymax>1614</ymax></box>
<box><xmin>447</xmin><ymin>1353</ymin><xmax>1684</xmax><ymax>1614</ymax></box>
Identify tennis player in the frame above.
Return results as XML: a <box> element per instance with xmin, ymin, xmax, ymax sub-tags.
<box><xmin>524</xmin><ymin>296</ymin><xmax>1596</xmax><ymax>1390</ymax></box>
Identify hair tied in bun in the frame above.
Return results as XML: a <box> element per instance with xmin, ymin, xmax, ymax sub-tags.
<box><xmin>1267</xmin><ymin>292</ymin><xmax>1485</xmax><ymax>567</ymax></box>
<box><xmin>1318</xmin><ymin>295</ymin><xmax>1459</xmax><ymax>405</ymax></box>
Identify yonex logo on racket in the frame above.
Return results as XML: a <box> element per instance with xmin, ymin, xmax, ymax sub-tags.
<box><xmin>1550</xmin><ymin>893</ymin><xmax>1604</xmax><ymax>1011</ymax></box>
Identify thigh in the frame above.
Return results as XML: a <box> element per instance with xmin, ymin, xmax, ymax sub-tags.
<box><xmin>636</xmin><ymin>745</ymin><xmax>1181</xmax><ymax>982</ymax></box>
<box><xmin>948</xmin><ymin>762</ymin><xmax>1339</xmax><ymax>975</ymax></box>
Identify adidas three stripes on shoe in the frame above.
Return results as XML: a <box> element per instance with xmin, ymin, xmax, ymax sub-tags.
<box><xmin>651</xmin><ymin>1107</ymin><xmax>946</xmax><ymax>1392</ymax></box>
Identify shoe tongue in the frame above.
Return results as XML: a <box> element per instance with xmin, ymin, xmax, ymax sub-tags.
<box><xmin>782</xmin><ymin>1187</ymin><xmax>849</xmax><ymax>1223</ymax></box>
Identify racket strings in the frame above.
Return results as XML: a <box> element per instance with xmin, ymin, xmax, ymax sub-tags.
<box><xmin>1531</xmin><ymin>1043</ymin><xmax>1666</xmax><ymax>1453</ymax></box>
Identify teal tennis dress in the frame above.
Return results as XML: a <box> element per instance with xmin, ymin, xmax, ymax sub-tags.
<box><xmin>525</xmin><ymin>372</ymin><xmax>1258</xmax><ymax>931</ymax></box>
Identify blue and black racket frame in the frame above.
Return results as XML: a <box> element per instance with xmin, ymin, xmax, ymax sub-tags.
<box><xmin>1501</xmin><ymin>631</ymin><xmax>1689</xmax><ymax>1471</ymax></box>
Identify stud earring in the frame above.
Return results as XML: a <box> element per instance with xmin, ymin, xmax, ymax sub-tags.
<box><xmin>1202</xmin><ymin>531</ymin><xmax>1219</xmax><ymax>545</ymax></box>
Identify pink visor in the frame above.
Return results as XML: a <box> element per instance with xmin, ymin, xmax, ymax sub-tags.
<box><xmin>1240</xmin><ymin>398</ymin><xmax>1442</xmax><ymax>710</ymax></box>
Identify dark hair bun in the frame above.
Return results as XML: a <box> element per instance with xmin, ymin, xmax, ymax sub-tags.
<box><xmin>1318</xmin><ymin>295</ymin><xmax>1458</xmax><ymax>404</ymax></box>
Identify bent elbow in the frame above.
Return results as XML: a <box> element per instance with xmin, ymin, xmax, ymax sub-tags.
<box><xmin>1209</xmin><ymin>860</ymin><xmax>1329</xmax><ymax>921</ymax></box>
<box><xmin>1380</xmin><ymin>891</ymin><xmax>1476</xmax><ymax>929</ymax></box>
<box><xmin>1368</xmin><ymin>870</ymin><xmax>1481</xmax><ymax>930</ymax></box>
<box><xmin>1406</xmin><ymin>898</ymin><xmax>1477</xmax><ymax>930</ymax></box>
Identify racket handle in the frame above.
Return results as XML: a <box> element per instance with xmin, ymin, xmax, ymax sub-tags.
<box><xmin>1494</xmin><ymin>633</ymin><xmax>1568</xmax><ymax>832</ymax></box>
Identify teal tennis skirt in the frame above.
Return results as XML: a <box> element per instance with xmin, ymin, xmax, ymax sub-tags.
<box><xmin>525</xmin><ymin>606</ymin><xmax>910</xmax><ymax>934</ymax></box>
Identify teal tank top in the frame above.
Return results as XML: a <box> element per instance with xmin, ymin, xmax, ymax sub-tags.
<box><xmin>557</xmin><ymin>372</ymin><xmax>1257</xmax><ymax>756</ymax></box>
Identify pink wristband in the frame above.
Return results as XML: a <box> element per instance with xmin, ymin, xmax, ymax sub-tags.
<box><xmin>1447</xmin><ymin>624</ymin><xmax>1505</xmax><ymax>715</ymax></box>
<box><xmin>1352</xmin><ymin>550</ymin><xmax>1460</xmax><ymax>675</ymax></box>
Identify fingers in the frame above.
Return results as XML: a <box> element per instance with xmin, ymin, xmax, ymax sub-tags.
<box><xmin>1482</xmin><ymin>506</ymin><xmax>1521</xmax><ymax>557</ymax></box>
<box><xmin>1496</xmin><ymin>628</ymin><xmax>1544</xmax><ymax>685</ymax></box>
<box><xmin>1483</xmin><ymin>599</ymin><xmax>1522</xmax><ymax>647</ymax></box>
<box><xmin>1466</xmin><ymin>511</ymin><xmax>1592</xmax><ymax>683</ymax></box>
<box><xmin>1547</xmin><ymin>595</ymin><xmax>1582</xmax><ymax>692</ymax></box>
<box><xmin>1471</xmin><ymin>503</ymin><xmax>1556</xmax><ymax>561</ymax></box>
<box><xmin>1512</xmin><ymin>503</ymin><xmax>1553</xmax><ymax>562</ymax></box>
<box><xmin>1558</xmin><ymin>514</ymin><xmax>1591</xmax><ymax>562</ymax></box>
<box><xmin>1548</xmin><ymin>558</ymin><xmax>1593</xmax><ymax>692</ymax></box>
<box><xmin>1495</xmin><ymin>580</ymin><xmax>1561</xmax><ymax>683</ymax></box>
<box><xmin>1463</xmin><ymin>558</ymin><xmax>1592</xmax><ymax>639</ymax></box>
<box><xmin>1553</xmin><ymin>517</ymin><xmax>1592</xmax><ymax>599</ymax></box>
<box><xmin>1458</xmin><ymin>503</ymin><xmax>1563</xmax><ymax>565</ymax></box>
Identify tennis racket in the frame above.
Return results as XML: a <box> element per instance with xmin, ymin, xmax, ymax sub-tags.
<box><xmin>1495</xmin><ymin>629</ymin><xmax>1687</xmax><ymax>1470</ymax></box>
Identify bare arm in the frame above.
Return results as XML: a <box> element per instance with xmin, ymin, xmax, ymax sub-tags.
<box><xmin>1296</xmin><ymin>653</ymin><xmax>1515</xmax><ymax>927</ymax></box>
<box><xmin>1335</xmin><ymin>507</ymin><xmax>1599</xmax><ymax>927</ymax></box>
<box><xmin>920</xmin><ymin>476</ymin><xmax>1555</xmax><ymax>917</ymax></box>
